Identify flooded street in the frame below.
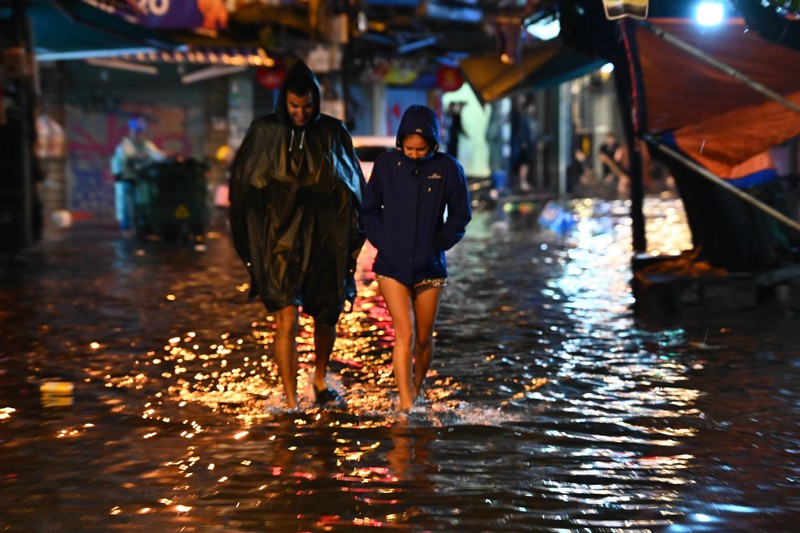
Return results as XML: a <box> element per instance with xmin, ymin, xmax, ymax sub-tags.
<box><xmin>2</xmin><ymin>197</ymin><xmax>799</xmax><ymax>532</ymax></box>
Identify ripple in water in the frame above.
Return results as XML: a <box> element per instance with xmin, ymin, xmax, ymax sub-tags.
<box><xmin>2</xmin><ymin>197</ymin><xmax>800</xmax><ymax>531</ymax></box>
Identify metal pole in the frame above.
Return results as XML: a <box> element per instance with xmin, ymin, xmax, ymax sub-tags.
<box><xmin>644</xmin><ymin>134</ymin><xmax>800</xmax><ymax>235</ymax></box>
<box><xmin>557</xmin><ymin>82</ymin><xmax>571</xmax><ymax>201</ymax></box>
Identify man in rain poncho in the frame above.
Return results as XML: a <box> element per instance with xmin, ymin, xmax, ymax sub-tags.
<box><xmin>110</xmin><ymin>116</ymin><xmax>165</xmax><ymax>234</ymax></box>
<box><xmin>229</xmin><ymin>60</ymin><xmax>365</xmax><ymax>410</ymax></box>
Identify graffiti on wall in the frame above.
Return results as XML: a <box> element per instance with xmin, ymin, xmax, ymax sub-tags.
<box><xmin>65</xmin><ymin>105</ymin><xmax>189</xmax><ymax>220</ymax></box>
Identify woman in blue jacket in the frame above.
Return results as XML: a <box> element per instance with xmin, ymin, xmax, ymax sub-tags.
<box><xmin>361</xmin><ymin>105</ymin><xmax>472</xmax><ymax>411</ymax></box>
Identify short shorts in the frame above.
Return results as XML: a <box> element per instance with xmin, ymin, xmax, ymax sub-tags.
<box><xmin>376</xmin><ymin>275</ymin><xmax>448</xmax><ymax>289</ymax></box>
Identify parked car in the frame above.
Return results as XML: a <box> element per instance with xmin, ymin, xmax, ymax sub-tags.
<box><xmin>352</xmin><ymin>135</ymin><xmax>396</xmax><ymax>180</ymax></box>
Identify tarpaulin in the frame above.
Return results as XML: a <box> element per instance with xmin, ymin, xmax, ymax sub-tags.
<box><xmin>636</xmin><ymin>18</ymin><xmax>800</xmax><ymax>184</ymax></box>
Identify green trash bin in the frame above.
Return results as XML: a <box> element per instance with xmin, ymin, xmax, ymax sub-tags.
<box><xmin>134</xmin><ymin>159</ymin><xmax>209</xmax><ymax>241</ymax></box>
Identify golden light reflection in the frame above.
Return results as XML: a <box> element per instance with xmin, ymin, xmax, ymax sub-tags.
<box><xmin>111</xmin><ymin>204</ymin><xmax>686</xmax><ymax>433</ymax></box>
<box><xmin>56</xmin><ymin>428</ymin><xmax>82</xmax><ymax>438</ymax></box>
<box><xmin>345</xmin><ymin>451</ymin><xmax>365</xmax><ymax>461</ymax></box>
<box><xmin>59</xmin><ymin>197</ymin><xmax>731</xmax><ymax>533</ymax></box>
<box><xmin>0</xmin><ymin>407</ymin><xmax>15</xmax><ymax>420</ymax></box>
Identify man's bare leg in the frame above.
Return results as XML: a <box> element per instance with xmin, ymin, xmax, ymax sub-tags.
<box><xmin>274</xmin><ymin>306</ymin><xmax>300</xmax><ymax>409</ymax></box>
<box><xmin>312</xmin><ymin>320</ymin><xmax>336</xmax><ymax>392</ymax></box>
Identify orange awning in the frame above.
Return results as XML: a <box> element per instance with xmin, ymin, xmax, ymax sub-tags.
<box><xmin>459</xmin><ymin>38</ymin><xmax>604</xmax><ymax>104</ymax></box>
<box><xmin>635</xmin><ymin>18</ymin><xmax>800</xmax><ymax>179</ymax></box>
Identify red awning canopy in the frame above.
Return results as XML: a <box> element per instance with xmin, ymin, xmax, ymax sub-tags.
<box><xmin>636</xmin><ymin>18</ymin><xmax>800</xmax><ymax>179</ymax></box>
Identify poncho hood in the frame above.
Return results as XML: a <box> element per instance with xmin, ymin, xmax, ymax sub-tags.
<box><xmin>275</xmin><ymin>59</ymin><xmax>322</xmax><ymax>128</ymax></box>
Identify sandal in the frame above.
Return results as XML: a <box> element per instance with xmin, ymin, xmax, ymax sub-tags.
<box><xmin>314</xmin><ymin>386</ymin><xmax>344</xmax><ymax>407</ymax></box>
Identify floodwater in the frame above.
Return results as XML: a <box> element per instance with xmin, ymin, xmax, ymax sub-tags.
<box><xmin>1</xmin><ymin>196</ymin><xmax>799</xmax><ymax>532</ymax></box>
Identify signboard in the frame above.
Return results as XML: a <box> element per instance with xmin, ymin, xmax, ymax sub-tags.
<box><xmin>255</xmin><ymin>60</ymin><xmax>286</xmax><ymax>90</ymax></box>
<box><xmin>93</xmin><ymin>0</ymin><xmax>229</xmax><ymax>31</ymax></box>
<box><xmin>602</xmin><ymin>0</ymin><xmax>648</xmax><ymax>20</ymax></box>
<box><xmin>436</xmin><ymin>65</ymin><xmax>464</xmax><ymax>92</ymax></box>
<box><xmin>382</xmin><ymin>66</ymin><xmax>419</xmax><ymax>85</ymax></box>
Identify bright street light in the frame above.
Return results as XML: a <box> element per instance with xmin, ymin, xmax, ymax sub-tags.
<box><xmin>696</xmin><ymin>1</ymin><xmax>725</xmax><ymax>26</ymax></box>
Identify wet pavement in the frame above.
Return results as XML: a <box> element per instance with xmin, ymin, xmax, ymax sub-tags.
<box><xmin>2</xmin><ymin>196</ymin><xmax>800</xmax><ymax>532</ymax></box>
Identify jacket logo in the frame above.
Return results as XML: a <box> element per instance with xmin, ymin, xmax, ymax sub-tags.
<box><xmin>428</xmin><ymin>173</ymin><xmax>442</xmax><ymax>180</ymax></box>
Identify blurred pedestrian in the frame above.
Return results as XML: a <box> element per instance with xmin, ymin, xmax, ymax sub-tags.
<box><xmin>110</xmin><ymin>116</ymin><xmax>165</xmax><ymax>234</ymax></box>
<box><xmin>486</xmin><ymin>100</ymin><xmax>509</xmax><ymax>194</ymax></box>
<box><xmin>445</xmin><ymin>101</ymin><xmax>467</xmax><ymax>158</ymax></box>
<box><xmin>508</xmin><ymin>95</ymin><xmax>538</xmax><ymax>194</ymax></box>
<box><xmin>567</xmin><ymin>147</ymin><xmax>588</xmax><ymax>195</ymax></box>
<box><xmin>229</xmin><ymin>59</ymin><xmax>366</xmax><ymax>411</ymax></box>
<box><xmin>599</xmin><ymin>132</ymin><xmax>626</xmax><ymax>196</ymax></box>
<box><xmin>360</xmin><ymin>104</ymin><xmax>472</xmax><ymax>411</ymax></box>
<box><xmin>211</xmin><ymin>144</ymin><xmax>233</xmax><ymax>232</ymax></box>
<box><xmin>599</xmin><ymin>132</ymin><xmax>622</xmax><ymax>179</ymax></box>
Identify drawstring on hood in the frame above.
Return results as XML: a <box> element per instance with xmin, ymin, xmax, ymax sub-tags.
<box><xmin>289</xmin><ymin>129</ymin><xmax>306</xmax><ymax>152</ymax></box>
<box><xmin>277</xmin><ymin>59</ymin><xmax>320</xmax><ymax>154</ymax></box>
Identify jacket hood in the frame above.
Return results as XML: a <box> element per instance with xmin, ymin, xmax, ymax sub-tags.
<box><xmin>396</xmin><ymin>105</ymin><xmax>441</xmax><ymax>152</ymax></box>
<box><xmin>276</xmin><ymin>59</ymin><xmax>321</xmax><ymax>127</ymax></box>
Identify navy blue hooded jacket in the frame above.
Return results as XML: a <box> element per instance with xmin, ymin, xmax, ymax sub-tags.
<box><xmin>229</xmin><ymin>60</ymin><xmax>366</xmax><ymax>325</ymax></box>
<box><xmin>361</xmin><ymin>105</ymin><xmax>471</xmax><ymax>285</ymax></box>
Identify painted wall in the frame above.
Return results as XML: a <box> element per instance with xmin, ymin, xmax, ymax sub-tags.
<box><xmin>66</xmin><ymin>105</ymin><xmax>190</xmax><ymax>219</ymax></box>
<box><xmin>51</xmin><ymin>61</ymin><xmax>212</xmax><ymax>222</ymax></box>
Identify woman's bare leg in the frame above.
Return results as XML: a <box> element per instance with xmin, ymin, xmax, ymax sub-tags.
<box><xmin>378</xmin><ymin>277</ymin><xmax>415</xmax><ymax>411</ymax></box>
<box><xmin>411</xmin><ymin>285</ymin><xmax>443</xmax><ymax>400</ymax></box>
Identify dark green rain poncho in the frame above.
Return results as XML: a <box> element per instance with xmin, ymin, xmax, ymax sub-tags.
<box><xmin>229</xmin><ymin>60</ymin><xmax>365</xmax><ymax>325</ymax></box>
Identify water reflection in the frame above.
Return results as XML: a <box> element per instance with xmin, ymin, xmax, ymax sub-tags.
<box><xmin>2</xmin><ymin>196</ymin><xmax>800</xmax><ymax>530</ymax></box>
